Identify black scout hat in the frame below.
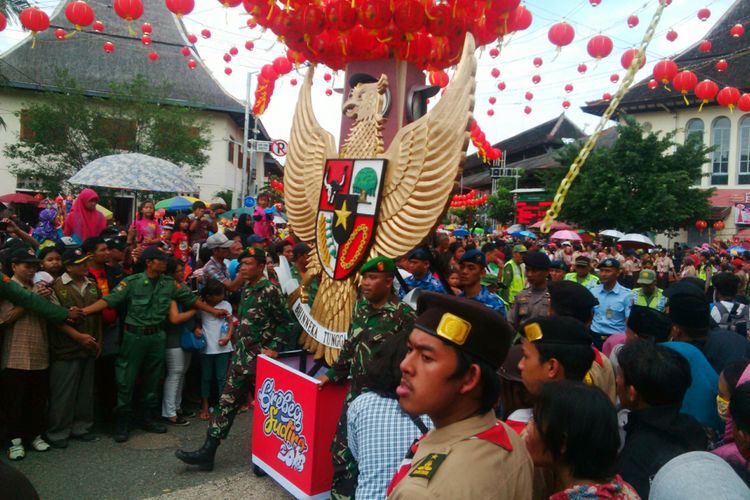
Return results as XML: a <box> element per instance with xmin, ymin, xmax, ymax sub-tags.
<box><xmin>140</xmin><ymin>246</ymin><xmax>168</xmax><ymax>261</ymax></box>
<box><xmin>61</xmin><ymin>248</ymin><xmax>90</xmax><ymax>265</ymax></box>
<box><xmin>415</xmin><ymin>292</ymin><xmax>512</xmax><ymax>368</ymax></box>
<box><xmin>522</xmin><ymin>316</ymin><xmax>592</xmax><ymax>346</ymax></box>
<box><xmin>10</xmin><ymin>246</ymin><xmax>40</xmax><ymax>264</ymax></box>
<box><xmin>627</xmin><ymin>305</ymin><xmax>672</xmax><ymax>343</ymax></box>
<box><xmin>523</xmin><ymin>251</ymin><xmax>550</xmax><ymax>270</ymax></box>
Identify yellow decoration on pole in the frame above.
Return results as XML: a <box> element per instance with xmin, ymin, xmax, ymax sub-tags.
<box><xmin>540</xmin><ymin>1</ymin><xmax>668</xmax><ymax>235</ymax></box>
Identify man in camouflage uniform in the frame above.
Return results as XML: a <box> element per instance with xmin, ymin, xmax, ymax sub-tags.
<box><xmin>175</xmin><ymin>246</ymin><xmax>295</xmax><ymax>471</ymax></box>
<box><xmin>319</xmin><ymin>256</ymin><xmax>416</xmax><ymax>499</ymax></box>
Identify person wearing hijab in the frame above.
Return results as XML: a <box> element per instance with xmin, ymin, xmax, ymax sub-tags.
<box><xmin>63</xmin><ymin>189</ymin><xmax>106</xmax><ymax>243</ymax></box>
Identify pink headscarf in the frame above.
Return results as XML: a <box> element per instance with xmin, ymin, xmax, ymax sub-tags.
<box><xmin>63</xmin><ymin>188</ymin><xmax>106</xmax><ymax>241</ymax></box>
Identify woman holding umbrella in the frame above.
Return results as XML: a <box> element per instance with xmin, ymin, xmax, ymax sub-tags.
<box><xmin>63</xmin><ymin>189</ymin><xmax>106</xmax><ymax>243</ymax></box>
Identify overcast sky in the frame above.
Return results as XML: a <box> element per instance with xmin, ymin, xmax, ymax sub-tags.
<box><xmin>0</xmin><ymin>0</ymin><xmax>738</xmax><ymax>154</ymax></box>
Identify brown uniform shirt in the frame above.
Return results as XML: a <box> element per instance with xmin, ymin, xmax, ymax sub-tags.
<box><xmin>387</xmin><ymin>412</ymin><xmax>533</xmax><ymax>499</ymax></box>
<box><xmin>508</xmin><ymin>287</ymin><xmax>550</xmax><ymax>331</ymax></box>
<box><xmin>587</xmin><ymin>348</ymin><xmax>617</xmax><ymax>404</ymax></box>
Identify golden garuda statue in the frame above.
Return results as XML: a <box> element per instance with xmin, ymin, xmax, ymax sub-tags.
<box><xmin>282</xmin><ymin>34</ymin><xmax>477</xmax><ymax>364</ymax></box>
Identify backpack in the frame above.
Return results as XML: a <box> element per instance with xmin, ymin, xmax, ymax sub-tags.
<box><xmin>715</xmin><ymin>301</ymin><xmax>750</xmax><ymax>338</ymax></box>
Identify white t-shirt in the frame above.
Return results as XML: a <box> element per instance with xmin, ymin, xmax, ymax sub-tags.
<box><xmin>199</xmin><ymin>300</ymin><xmax>233</xmax><ymax>355</ymax></box>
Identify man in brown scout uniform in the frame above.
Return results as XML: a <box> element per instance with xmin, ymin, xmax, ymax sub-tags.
<box><xmin>386</xmin><ymin>292</ymin><xmax>533</xmax><ymax>499</ymax></box>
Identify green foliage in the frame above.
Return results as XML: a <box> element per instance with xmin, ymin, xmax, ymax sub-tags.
<box><xmin>4</xmin><ymin>73</ymin><xmax>211</xmax><ymax>194</ymax></box>
<box><xmin>541</xmin><ymin>116</ymin><xmax>713</xmax><ymax>234</ymax></box>
<box><xmin>352</xmin><ymin>167</ymin><xmax>378</xmax><ymax>197</ymax></box>
<box><xmin>485</xmin><ymin>177</ymin><xmax>515</xmax><ymax>224</ymax></box>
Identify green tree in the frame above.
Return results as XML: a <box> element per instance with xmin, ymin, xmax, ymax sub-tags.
<box><xmin>541</xmin><ymin>116</ymin><xmax>713</xmax><ymax>233</ymax></box>
<box><xmin>485</xmin><ymin>177</ymin><xmax>515</xmax><ymax>224</ymax></box>
<box><xmin>4</xmin><ymin>73</ymin><xmax>211</xmax><ymax>193</ymax></box>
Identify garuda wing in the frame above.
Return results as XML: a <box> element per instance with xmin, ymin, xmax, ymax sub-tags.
<box><xmin>373</xmin><ymin>34</ymin><xmax>477</xmax><ymax>258</ymax></box>
<box><xmin>285</xmin><ymin>66</ymin><xmax>338</xmax><ymax>242</ymax></box>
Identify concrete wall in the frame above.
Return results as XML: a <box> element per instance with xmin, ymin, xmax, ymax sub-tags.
<box><xmin>0</xmin><ymin>88</ymin><xmax>246</xmax><ymax>207</ymax></box>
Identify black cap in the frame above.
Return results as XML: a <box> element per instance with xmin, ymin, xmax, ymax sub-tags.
<box><xmin>667</xmin><ymin>283</ymin><xmax>710</xmax><ymax>329</ymax></box>
<box><xmin>522</xmin><ymin>316</ymin><xmax>592</xmax><ymax>346</ymax></box>
<box><xmin>408</xmin><ymin>248</ymin><xmax>431</xmax><ymax>261</ymax></box>
<box><xmin>106</xmin><ymin>236</ymin><xmax>127</xmax><ymax>251</ymax></box>
<box><xmin>523</xmin><ymin>251</ymin><xmax>550</xmax><ymax>270</ymax></box>
<box><xmin>574</xmin><ymin>256</ymin><xmax>591</xmax><ymax>267</ymax></box>
<box><xmin>549</xmin><ymin>260</ymin><xmax>567</xmax><ymax>270</ymax></box>
<box><xmin>547</xmin><ymin>280</ymin><xmax>599</xmax><ymax>323</ymax></box>
<box><xmin>61</xmin><ymin>248</ymin><xmax>90</xmax><ymax>265</ymax></box>
<box><xmin>140</xmin><ymin>246</ymin><xmax>168</xmax><ymax>262</ymax></box>
<box><xmin>10</xmin><ymin>246</ymin><xmax>39</xmax><ymax>264</ymax></box>
<box><xmin>627</xmin><ymin>305</ymin><xmax>672</xmax><ymax>342</ymax></box>
<box><xmin>415</xmin><ymin>292</ymin><xmax>512</xmax><ymax>368</ymax></box>
<box><xmin>498</xmin><ymin>345</ymin><xmax>523</xmax><ymax>383</ymax></box>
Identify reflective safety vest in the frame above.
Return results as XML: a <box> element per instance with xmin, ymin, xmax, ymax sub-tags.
<box><xmin>503</xmin><ymin>260</ymin><xmax>525</xmax><ymax>304</ymax></box>
<box><xmin>633</xmin><ymin>287</ymin><xmax>665</xmax><ymax>312</ymax></box>
<box><xmin>564</xmin><ymin>272</ymin><xmax>600</xmax><ymax>289</ymax></box>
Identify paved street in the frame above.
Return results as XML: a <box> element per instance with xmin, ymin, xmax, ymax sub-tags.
<box><xmin>1</xmin><ymin>411</ymin><xmax>292</xmax><ymax>500</ymax></box>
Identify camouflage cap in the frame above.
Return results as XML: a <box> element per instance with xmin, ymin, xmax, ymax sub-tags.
<box><xmin>360</xmin><ymin>256</ymin><xmax>395</xmax><ymax>274</ymax></box>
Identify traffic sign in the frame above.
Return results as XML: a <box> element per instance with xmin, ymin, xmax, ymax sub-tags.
<box><xmin>253</xmin><ymin>140</ymin><xmax>271</xmax><ymax>153</ymax></box>
<box><xmin>270</xmin><ymin>139</ymin><xmax>288</xmax><ymax>157</ymax></box>
<box><xmin>244</xmin><ymin>196</ymin><xmax>256</xmax><ymax>208</ymax></box>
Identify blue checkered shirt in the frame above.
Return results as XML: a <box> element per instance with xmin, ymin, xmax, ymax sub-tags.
<box><xmin>347</xmin><ymin>392</ymin><xmax>432</xmax><ymax>500</ymax></box>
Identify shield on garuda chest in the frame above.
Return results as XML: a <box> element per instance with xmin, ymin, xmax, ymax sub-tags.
<box><xmin>316</xmin><ymin>158</ymin><xmax>387</xmax><ymax>280</ymax></box>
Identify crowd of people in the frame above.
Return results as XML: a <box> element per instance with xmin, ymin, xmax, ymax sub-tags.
<box><xmin>2</xmin><ymin>187</ymin><xmax>750</xmax><ymax>499</ymax></box>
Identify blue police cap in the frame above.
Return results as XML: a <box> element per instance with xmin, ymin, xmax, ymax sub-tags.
<box><xmin>459</xmin><ymin>248</ymin><xmax>486</xmax><ymax>267</ymax></box>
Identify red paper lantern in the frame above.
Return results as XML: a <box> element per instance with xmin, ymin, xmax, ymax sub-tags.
<box><xmin>672</xmin><ymin>70</ymin><xmax>697</xmax><ymax>97</ymax></box>
<box><xmin>223</xmin><ymin>53</ymin><xmax>232</xmax><ymax>62</ymax></box>
<box><xmin>577</xmin><ymin>63</ymin><xmax>587</xmax><ymax>74</ymax></box>
<box><xmin>229</xmin><ymin>46</ymin><xmax>238</xmax><ymax>56</ymax></box>
<box><xmin>621</xmin><ymin>48</ymin><xmax>645</xmax><ymax>70</ymax></box>
<box><xmin>610</xmin><ymin>74</ymin><xmax>619</xmax><ymax>83</ymax></box>
<box><xmin>587</xmin><ymin>34</ymin><xmax>613</xmax><ymax>60</ymax></box>
<box><xmin>55</xmin><ymin>28</ymin><xmax>67</xmax><ymax>39</ymax></box>
<box><xmin>548</xmin><ymin>21</ymin><xmax>575</xmax><ymax>49</ymax></box>
<box><xmin>627</xmin><ymin>15</ymin><xmax>639</xmax><ymax>28</ymax></box>
<box><xmin>359</xmin><ymin>0</ymin><xmax>391</xmax><ymax>30</ymax></box>
<box><xmin>524</xmin><ymin>106</ymin><xmax>532</xmax><ymax>114</ymax></box>
<box><xmin>491</xmin><ymin>68</ymin><xmax>500</xmax><ymax>78</ymax></box>
<box><xmin>525</xmin><ymin>91</ymin><xmax>533</xmax><ymax>101</ymax></box>
<box><xmin>487</xmin><ymin>109</ymin><xmax>495</xmax><ymax>117</ymax></box>
<box><xmin>497</xmin><ymin>81</ymin><xmax>506</xmax><ymax>91</ymax></box>
<box><xmin>562</xmin><ymin>100</ymin><xmax>570</xmax><ymax>109</ymax></box>
<box><xmin>219</xmin><ymin>0</ymin><xmax>242</xmax><ymax>7</ymax></box>
<box><xmin>148</xmin><ymin>50</ymin><xmax>158</xmax><ymax>61</ymax></box>
<box><xmin>141</xmin><ymin>22</ymin><xmax>152</xmax><ymax>34</ymax></box>
<box><xmin>166</xmin><ymin>0</ymin><xmax>195</xmax><ymax>17</ymax></box>
<box><xmin>187</xmin><ymin>59</ymin><xmax>197</xmax><ymax>69</ymax></box>
<box><xmin>715</xmin><ymin>59</ymin><xmax>728</xmax><ymax>72</ymax></box>
<box><xmin>602</xmin><ymin>92</ymin><xmax>612</xmax><ymax>101</ymax></box>
<box><xmin>326</xmin><ymin>0</ymin><xmax>357</xmax><ymax>32</ymax></box>
<box><xmin>323</xmin><ymin>72</ymin><xmax>332</xmax><ymax>82</ymax></box>
<box><xmin>647</xmin><ymin>79</ymin><xmax>658</xmax><ymax>90</ymax></box>
<box><xmin>666</xmin><ymin>29</ymin><xmax>678</xmax><ymax>41</ymax></box>
<box><xmin>261</xmin><ymin>64</ymin><xmax>278</xmax><ymax>81</ymax></box>
<box><xmin>738</xmin><ymin>94</ymin><xmax>750</xmax><ymax>113</ymax></box>
<box><xmin>531</xmin><ymin>74</ymin><xmax>541</xmax><ymax>84</ymax></box>
<box><xmin>302</xmin><ymin>4</ymin><xmax>326</xmax><ymax>35</ymax></box>
<box><xmin>141</xmin><ymin>34</ymin><xmax>152</xmax><ymax>45</ymax></box>
<box><xmin>180</xmin><ymin>46</ymin><xmax>190</xmax><ymax>56</ymax></box>
<box><xmin>93</xmin><ymin>19</ymin><xmax>104</xmax><ymax>31</ymax></box>
<box><xmin>488</xmin><ymin>96</ymin><xmax>496</xmax><ymax>105</ymax></box>
<box><xmin>102</xmin><ymin>41</ymin><xmax>115</xmax><ymax>53</ymax></box>
<box><xmin>507</xmin><ymin>5</ymin><xmax>532</xmax><ymax>32</ymax></box>
<box><xmin>695</xmin><ymin>220</ymin><xmax>707</xmax><ymax>231</ymax></box>
<box><xmin>187</xmin><ymin>33</ymin><xmax>197</xmax><ymax>43</ymax></box>
<box><xmin>201</xmin><ymin>28</ymin><xmax>211</xmax><ymax>38</ymax></box>
<box><xmin>272</xmin><ymin>56</ymin><xmax>292</xmax><ymax>75</ymax></box>
<box><xmin>19</xmin><ymin>7</ymin><xmax>50</xmax><ymax>47</ymax></box>
<box><xmin>65</xmin><ymin>1</ymin><xmax>95</xmax><ymax>30</ymax></box>
<box><xmin>393</xmin><ymin>0</ymin><xmax>425</xmax><ymax>34</ymax></box>
<box><xmin>113</xmin><ymin>0</ymin><xmax>143</xmax><ymax>21</ymax></box>
<box><xmin>489</xmin><ymin>47</ymin><xmax>500</xmax><ymax>58</ymax></box>
<box><xmin>653</xmin><ymin>60</ymin><xmax>678</xmax><ymax>85</ymax></box>
<box><xmin>564</xmin><ymin>83</ymin><xmax>573</xmax><ymax>93</ymax></box>
<box><xmin>290</xmin><ymin>78</ymin><xmax>298</xmax><ymax>86</ymax></box>
<box><xmin>245</xmin><ymin>40</ymin><xmax>254</xmax><ymax>51</ymax></box>
<box><xmin>730</xmin><ymin>24</ymin><xmax>745</xmax><ymax>38</ymax></box>
<box><xmin>325</xmin><ymin>89</ymin><xmax>333</xmax><ymax>96</ymax></box>
<box><xmin>713</xmin><ymin>220</ymin><xmax>725</xmax><ymax>231</ymax></box>
<box><xmin>590</xmin><ymin>0</ymin><xmax>601</xmax><ymax>6</ymax></box>
<box><xmin>533</xmin><ymin>56</ymin><xmax>543</xmax><ymax>67</ymax></box>
<box><xmin>717</xmin><ymin>86</ymin><xmax>741</xmax><ymax>111</ymax></box>
<box><xmin>694</xmin><ymin>79</ymin><xmax>719</xmax><ymax>110</ymax></box>
<box><xmin>224</xmin><ymin>67</ymin><xmax>232</xmax><ymax>75</ymax></box>
<box><xmin>697</xmin><ymin>7</ymin><xmax>710</xmax><ymax>21</ymax></box>
<box><xmin>0</xmin><ymin>13</ymin><xmax>6</xmax><ymax>32</ymax></box>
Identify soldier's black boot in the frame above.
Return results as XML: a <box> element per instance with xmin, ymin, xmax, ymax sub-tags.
<box><xmin>113</xmin><ymin>416</ymin><xmax>129</xmax><ymax>443</ymax></box>
<box><xmin>175</xmin><ymin>434</ymin><xmax>221</xmax><ymax>471</ymax></box>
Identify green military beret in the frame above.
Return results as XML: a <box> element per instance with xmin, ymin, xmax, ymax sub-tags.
<box><xmin>360</xmin><ymin>256</ymin><xmax>395</xmax><ymax>274</ymax></box>
<box><xmin>238</xmin><ymin>246</ymin><xmax>266</xmax><ymax>263</ymax></box>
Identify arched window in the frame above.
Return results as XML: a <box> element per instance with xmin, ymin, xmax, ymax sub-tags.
<box><xmin>711</xmin><ymin>117</ymin><xmax>730</xmax><ymax>185</ymax></box>
<box><xmin>686</xmin><ymin>118</ymin><xmax>705</xmax><ymax>185</ymax></box>
<box><xmin>686</xmin><ymin>118</ymin><xmax>704</xmax><ymax>144</ymax></box>
<box><xmin>739</xmin><ymin>115</ymin><xmax>750</xmax><ymax>184</ymax></box>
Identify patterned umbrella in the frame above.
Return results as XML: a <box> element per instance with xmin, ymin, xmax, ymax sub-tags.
<box><xmin>155</xmin><ymin>196</ymin><xmax>206</xmax><ymax>212</ymax></box>
<box><xmin>68</xmin><ymin>153</ymin><xmax>198</xmax><ymax>193</ymax></box>
<box><xmin>550</xmin><ymin>230</ymin><xmax>582</xmax><ymax>242</ymax></box>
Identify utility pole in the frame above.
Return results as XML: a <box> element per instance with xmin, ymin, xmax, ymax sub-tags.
<box><xmin>240</xmin><ymin>71</ymin><xmax>258</xmax><ymax>207</ymax></box>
